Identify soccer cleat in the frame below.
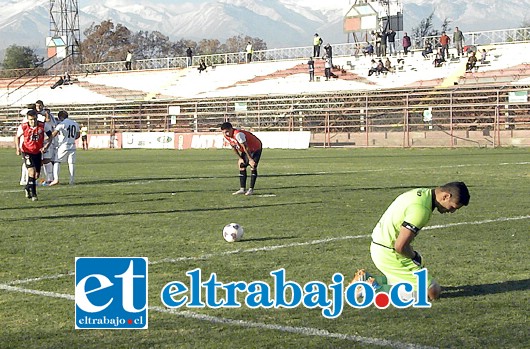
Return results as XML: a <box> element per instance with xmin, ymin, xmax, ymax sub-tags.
<box><xmin>232</xmin><ymin>188</ymin><xmax>246</xmax><ymax>195</ymax></box>
<box><xmin>245</xmin><ymin>188</ymin><xmax>254</xmax><ymax>196</ymax></box>
<box><xmin>349</xmin><ymin>269</ymin><xmax>368</xmax><ymax>301</ymax></box>
<box><xmin>69</xmin><ymin>180</ymin><xmax>75</xmax><ymax>185</ymax></box>
<box><xmin>31</xmin><ymin>196</ymin><xmax>38</xmax><ymax>201</ymax></box>
<box><xmin>349</xmin><ymin>269</ymin><xmax>367</xmax><ymax>284</ymax></box>
<box><xmin>48</xmin><ymin>180</ymin><xmax>59</xmax><ymax>186</ymax></box>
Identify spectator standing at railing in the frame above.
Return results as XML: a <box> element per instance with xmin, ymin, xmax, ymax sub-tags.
<box><xmin>387</xmin><ymin>29</ymin><xmax>397</xmax><ymax>55</ymax></box>
<box><xmin>307</xmin><ymin>57</ymin><xmax>315</xmax><ymax>82</ymax></box>
<box><xmin>374</xmin><ymin>31</ymin><xmax>382</xmax><ymax>57</ymax></box>
<box><xmin>453</xmin><ymin>27</ymin><xmax>465</xmax><ymax>57</ymax></box>
<box><xmin>324</xmin><ymin>43</ymin><xmax>333</xmax><ymax>66</ymax></box>
<box><xmin>439</xmin><ymin>31</ymin><xmax>450</xmax><ymax>60</ymax></box>
<box><xmin>186</xmin><ymin>47</ymin><xmax>193</xmax><ymax>67</ymax></box>
<box><xmin>246</xmin><ymin>41</ymin><xmax>253</xmax><ymax>63</ymax></box>
<box><xmin>402</xmin><ymin>32</ymin><xmax>411</xmax><ymax>55</ymax></box>
<box><xmin>313</xmin><ymin>33</ymin><xmax>323</xmax><ymax>57</ymax></box>
<box><xmin>381</xmin><ymin>30</ymin><xmax>388</xmax><ymax>57</ymax></box>
<box><xmin>125</xmin><ymin>50</ymin><xmax>133</xmax><ymax>70</ymax></box>
<box><xmin>324</xmin><ymin>54</ymin><xmax>332</xmax><ymax>80</ymax></box>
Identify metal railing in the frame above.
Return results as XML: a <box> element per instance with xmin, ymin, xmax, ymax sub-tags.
<box><xmin>1</xmin><ymin>85</ymin><xmax>529</xmax><ymax>148</ymax></box>
<box><xmin>1</xmin><ymin>27</ymin><xmax>528</xmax><ymax>77</ymax></box>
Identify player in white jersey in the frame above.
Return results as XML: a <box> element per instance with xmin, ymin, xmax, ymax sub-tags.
<box><xmin>48</xmin><ymin>110</ymin><xmax>80</xmax><ymax>186</ymax></box>
<box><xmin>36</xmin><ymin>100</ymin><xmax>58</xmax><ymax>185</ymax></box>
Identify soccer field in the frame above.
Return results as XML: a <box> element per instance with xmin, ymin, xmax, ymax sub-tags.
<box><xmin>0</xmin><ymin>147</ymin><xmax>529</xmax><ymax>348</ymax></box>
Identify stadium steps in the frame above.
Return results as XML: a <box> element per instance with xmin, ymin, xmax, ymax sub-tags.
<box><xmin>75</xmin><ymin>81</ymin><xmax>149</xmax><ymax>101</ymax></box>
<box><xmin>218</xmin><ymin>60</ymin><xmax>370</xmax><ymax>89</ymax></box>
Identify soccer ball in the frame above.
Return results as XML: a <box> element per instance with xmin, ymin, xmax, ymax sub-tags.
<box><xmin>222</xmin><ymin>223</ymin><xmax>244</xmax><ymax>242</ymax></box>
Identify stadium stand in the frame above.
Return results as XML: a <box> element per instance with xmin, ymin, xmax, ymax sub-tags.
<box><xmin>1</xmin><ymin>37</ymin><xmax>529</xmax><ymax>148</ymax></box>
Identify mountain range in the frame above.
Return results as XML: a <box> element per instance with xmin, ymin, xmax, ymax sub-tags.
<box><xmin>0</xmin><ymin>0</ymin><xmax>528</xmax><ymax>60</ymax></box>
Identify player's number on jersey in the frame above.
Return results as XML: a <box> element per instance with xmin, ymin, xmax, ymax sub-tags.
<box><xmin>67</xmin><ymin>125</ymin><xmax>78</xmax><ymax>139</ymax></box>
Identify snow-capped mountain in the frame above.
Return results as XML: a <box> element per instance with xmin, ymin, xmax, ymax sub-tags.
<box><xmin>0</xmin><ymin>0</ymin><xmax>528</xmax><ymax>59</ymax></box>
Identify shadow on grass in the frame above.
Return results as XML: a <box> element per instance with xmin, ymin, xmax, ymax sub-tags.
<box><xmin>4</xmin><ymin>201</ymin><xmax>322</xmax><ymax>222</ymax></box>
<box><xmin>0</xmin><ymin>197</ymin><xmax>169</xmax><ymax>211</ymax></box>
<box><xmin>442</xmin><ymin>279</ymin><xmax>530</xmax><ymax>298</ymax></box>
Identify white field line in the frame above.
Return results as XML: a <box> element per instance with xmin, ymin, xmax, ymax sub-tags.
<box><xmin>2</xmin><ymin>215</ymin><xmax>528</xmax><ymax>348</ymax></box>
<box><xmin>0</xmin><ymin>283</ymin><xmax>436</xmax><ymax>349</ymax></box>
<box><xmin>6</xmin><ymin>215</ymin><xmax>530</xmax><ymax>287</ymax></box>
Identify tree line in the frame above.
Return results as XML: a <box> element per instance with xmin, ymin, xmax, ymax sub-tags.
<box><xmin>1</xmin><ymin>19</ymin><xmax>268</xmax><ymax>70</ymax></box>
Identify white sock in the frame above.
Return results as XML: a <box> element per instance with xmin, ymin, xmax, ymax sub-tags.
<box><xmin>68</xmin><ymin>163</ymin><xmax>75</xmax><ymax>184</ymax></box>
<box><xmin>21</xmin><ymin>164</ymin><xmax>28</xmax><ymax>183</ymax></box>
<box><xmin>53</xmin><ymin>162</ymin><xmax>60</xmax><ymax>182</ymax></box>
<box><xmin>44</xmin><ymin>163</ymin><xmax>54</xmax><ymax>182</ymax></box>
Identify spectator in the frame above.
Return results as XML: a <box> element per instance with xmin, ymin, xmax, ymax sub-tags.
<box><xmin>63</xmin><ymin>72</ymin><xmax>71</xmax><ymax>85</ymax></box>
<box><xmin>186</xmin><ymin>47</ymin><xmax>193</xmax><ymax>67</ymax></box>
<box><xmin>374</xmin><ymin>31</ymin><xmax>382</xmax><ymax>57</ymax></box>
<box><xmin>362</xmin><ymin>42</ymin><xmax>374</xmax><ymax>56</ymax></box>
<box><xmin>307</xmin><ymin>57</ymin><xmax>315</xmax><ymax>82</ymax></box>
<box><xmin>324</xmin><ymin>43</ymin><xmax>333</xmax><ymax>66</ymax></box>
<box><xmin>109</xmin><ymin>129</ymin><xmax>116</xmax><ymax>148</ymax></box>
<box><xmin>324</xmin><ymin>55</ymin><xmax>332</xmax><ymax>81</ymax></box>
<box><xmin>376</xmin><ymin>59</ymin><xmax>388</xmax><ymax>75</ymax></box>
<box><xmin>125</xmin><ymin>50</ymin><xmax>133</xmax><ymax>70</ymax></box>
<box><xmin>380</xmin><ymin>30</ymin><xmax>388</xmax><ymax>56</ymax></box>
<box><xmin>402</xmin><ymin>32</ymin><xmax>411</xmax><ymax>55</ymax></box>
<box><xmin>433</xmin><ymin>49</ymin><xmax>445</xmax><ymax>68</ymax></box>
<box><xmin>313</xmin><ymin>33</ymin><xmax>323</xmax><ymax>57</ymax></box>
<box><xmin>246</xmin><ymin>41</ymin><xmax>253</xmax><ymax>63</ymax></box>
<box><xmin>198</xmin><ymin>59</ymin><xmax>207</xmax><ymax>73</ymax></box>
<box><xmin>50</xmin><ymin>76</ymin><xmax>64</xmax><ymax>89</ymax></box>
<box><xmin>422</xmin><ymin>42</ymin><xmax>433</xmax><ymax>58</ymax></box>
<box><xmin>465</xmin><ymin>51</ymin><xmax>477</xmax><ymax>72</ymax></box>
<box><xmin>384</xmin><ymin>57</ymin><xmax>394</xmax><ymax>73</ymax></box>
<box><xmin>368</xmin><ymin>59</ymin><xmax>378</xmax><ymax>76</ymax></box>
<box><xmin>439</xmin><ymin>31</ymin><xmax>450</xmax><ymax>60</ymax></box>
<box><xmin>453</xmin><ymin>27</ymin><xmax>465</xmax><ymax>57</ymax></box>
<box><xmin>387</xmin><ymin>29</ymin><xmax>397</xmax><ymax>55</ymax></box>
<box><xmin>480</xmin><ymin>49</ymin><xmax>488</xmax><ymax>64</ymax></box>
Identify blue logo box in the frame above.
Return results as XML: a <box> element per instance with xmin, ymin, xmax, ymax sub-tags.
<box><xmin>75</xmin><ymin>257</ymin><xmax>148</xmax><ymax>329</ymax></box>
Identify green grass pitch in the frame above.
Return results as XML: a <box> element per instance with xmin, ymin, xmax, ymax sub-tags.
<box><xmin>0</xmin><ymin>147</ymin><xmax>529</xmax><ymax>348</ymax></box>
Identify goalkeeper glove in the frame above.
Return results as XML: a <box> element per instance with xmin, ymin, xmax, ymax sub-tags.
<box><xmin>412</xmin><ymin>251</ymin><xmax>424</xmax><ymax>268</ymax></box>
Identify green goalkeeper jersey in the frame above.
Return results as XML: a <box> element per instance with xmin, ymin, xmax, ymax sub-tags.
<box><xmin>371</xmin><ymin>188</ymin><xmax>434</xmax><ymax>249</ymax></box>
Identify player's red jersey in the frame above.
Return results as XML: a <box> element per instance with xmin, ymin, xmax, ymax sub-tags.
<box><xmin>20</xmin><ymin>122</ymin><xmax>46</xmax><ymax>154</ymax></box>
<box><xmin>224</xmin><ymin>129</ymin><xmax>262</xmax><ymax>153</ymax></box>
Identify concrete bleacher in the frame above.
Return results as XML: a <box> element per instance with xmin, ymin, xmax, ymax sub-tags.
<box><xmin>1</xmin><ymin>42</ymin><xmax>529</xmax><ymax>108</ymax></box>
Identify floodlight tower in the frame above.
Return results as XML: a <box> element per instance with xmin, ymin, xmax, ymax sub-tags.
<box><xmin>377</xmin><ymin>0</ymin><xmax>403</xmax><ymax>31</ymax></box>
<box><xmin>48</xmin><ymin>0</ymin><xmax>81</xmax><ymax>62</ymax></box>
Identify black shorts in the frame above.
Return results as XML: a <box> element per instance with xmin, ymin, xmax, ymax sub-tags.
<box><xmin>241</xmin><ymin>149</ymin><xmax>262</xmax><ymax>169</ymax></box>
<box><xmin>82</xmin><ymin>135</ymin><xmax>87</xmax><ymax>141</ymax></box>
<box><xmin>23</xmin><ymin>152</ymin><xmax>42</xmax><ymax>173</ymax></box>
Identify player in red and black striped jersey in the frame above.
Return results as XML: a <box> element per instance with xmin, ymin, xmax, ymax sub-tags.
<box><xmin>15</xmin><ymin>110</ymin><xmax>54</xmax><ymax>201</ymax></box>
<box><xmin>221</xmin><ymin>122</ymin><xmax>263</xmax><ymax>196</ymax></box>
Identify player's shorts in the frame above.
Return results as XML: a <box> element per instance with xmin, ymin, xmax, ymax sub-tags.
<box><xmin>42</xmin><ymin>144</ymin><xmax>56</xmax><ymax>160</ymax></box>
<box><xmin>370</xmin><ymin>242</ymin><xmax>433</xmax><ymax>291</ymax></box>
<box><xmin>241</xmin><ymin>149</ymin><xmax>262</xmax><ymax>169</ymax></box>
<box><xmin>55</xmin><ymin>147</ymin><xmax>76</xmax><ymax>164</ymax></box>
<box><xmin>22</xmin><ymin>152</ymin><xmax>43</xmax><ymax>173</ymax></box>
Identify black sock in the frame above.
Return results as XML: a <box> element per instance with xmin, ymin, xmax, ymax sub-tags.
<box><xmin>28</xmin><ymin>177</ymin><xmax>36</xmax><ymax>196</ymax></box>
<box><xmin>239</xmin><ymin>170</ymin><xmax>247</xmax><ymax>189</ymax></box>
<box><xmin>250</xmin><ymin>169</ymin><xmax>258</xmax><ymax>189</ymax></box>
